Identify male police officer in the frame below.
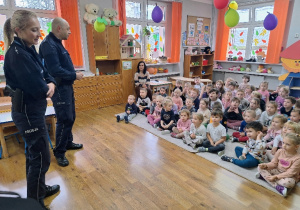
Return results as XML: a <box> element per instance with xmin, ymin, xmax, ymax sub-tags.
<box><xmin>40</xmin><ymin>17</ymin><xmax>84</xmax><ymax>167</ymax></box>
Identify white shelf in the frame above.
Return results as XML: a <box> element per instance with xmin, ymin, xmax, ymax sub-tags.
<box><xmin>150</xmin><ymin>72</ymin><xmax>180</xmax><ymax>78</ymax></box>
<box><xmin>146</xmin><ymin>62</ymin><xmax>179</xmax><ymax>66</ymax></box>
<box><xmin>215</xmin><ymin>60</ymin><xmax>282</xmax><ymax>66</ymax></box>
<box><xmin>213</xmin><ymin>69</ymin><xmax>281</xmax><ymax>77</ymax></box>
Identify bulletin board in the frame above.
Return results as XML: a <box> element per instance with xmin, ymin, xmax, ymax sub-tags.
<box><xmin>186</xmin><ymin>15</ymin><xmax>211</xmax><ymax>46</ymax></box>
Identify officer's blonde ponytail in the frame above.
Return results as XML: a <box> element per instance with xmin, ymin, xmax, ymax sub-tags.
<box><xmin>3</xmin><ymin>10</ymin><xmax>37</xmax><ymax>53</ymax></box>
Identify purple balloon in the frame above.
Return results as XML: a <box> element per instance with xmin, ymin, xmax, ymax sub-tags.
<box><xmin>152</xmin><ymin>5</ymin><xmax>163</xmax><ymax>23</ymax></box>
<box><xmin>263</xmin><ymin>13</ymin><xmax>278</xmax><ymax>30</ymax></box>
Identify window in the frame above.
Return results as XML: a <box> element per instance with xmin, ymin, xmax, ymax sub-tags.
<box><xmin>226</xmin><ymin>4</ymin><xmax>274</xmax><ymax>60</ymax></box>
<box><xmin>125</xmin><ymin>0</ymin><xmax>167</xmax><ymax>59</ymax></box>
<box><xmin>0</xmin><ymin>0</ymin><xmax>57</xmax><ymax>74</ymax></box>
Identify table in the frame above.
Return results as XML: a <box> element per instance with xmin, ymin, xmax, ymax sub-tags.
<box><xmin>0</xmin><ymin>106</ymin><xmax>56</xmax><ymax>159</ymax></box>
<box><xmin>0</xmin><ymin>82</ymin><xmax>5</xmax><ymax>97</ymax></box>
<box><xmin>149</xmin><ymin>80</ymin><xmax>173</xmax><ymax>95</ymax></box>
<box><xmin>169</xmin><ymin>76</ymin><xmax>212</xmax><ymax>84</ymax></box>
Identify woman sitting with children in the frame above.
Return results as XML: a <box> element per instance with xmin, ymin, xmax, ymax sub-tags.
<box><xmin>134</xmin><ymin>61</ymin><xmax>152</xmax><ymax>99</ymax></box>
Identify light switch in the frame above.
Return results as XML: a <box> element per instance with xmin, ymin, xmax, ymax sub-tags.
<box><xmin>296</xmin><ymin>33</ymin><xmax>299</xmax><ymax>38</ymax></box>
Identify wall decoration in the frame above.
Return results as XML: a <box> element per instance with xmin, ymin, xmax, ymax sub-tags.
<box><xmin>224</xmin><ymin>8</ymin><xmax>239</xmax><ymax>28</ymax></box>
<box><xmin>122</xmin><ymin>61</ymin><xmax>132</xmax><ymax>70</ymax></box>
<box><xmin>214</xmin><ymin>0</ymin><xmax>229</xmax><ymax>10</ymax></box>
<box><xmin>152</xmin><ymin>4</ymin><xmax>163</xmax><ymax>23</ymax></box>
<box><xmin>263</xmin><ymin>13</ymin><xmax>278</xmax><ymax>31</ymax></box>
<box><xmin>186</xmin><ymin>16</ymin><xmax>211</xmax><ymax>46</ymax></box>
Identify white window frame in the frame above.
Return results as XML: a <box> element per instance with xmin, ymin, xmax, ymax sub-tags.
<box><xmin>229</xmin><ymin>2</ymin><xmax>274</xmax><ymax>59</ymax></box>
<box><xmin>126</xmin><ymin>0</ymin><xmax>167</xmax><ymax>58</ymax></box>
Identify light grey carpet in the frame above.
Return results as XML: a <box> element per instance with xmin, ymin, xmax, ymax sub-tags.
<box><xmin>126</xmin><ymin>114</ymin><xmax>300</xmax><ymax>195</ymax></box>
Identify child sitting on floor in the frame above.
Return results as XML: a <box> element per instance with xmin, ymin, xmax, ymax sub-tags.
<box><xmin>172</xmin><ymin>88</ymin><xmax>183</xmax><ymax>111</ymax></box>
<box><xmin>257</xmin><ymin>133</ymin><xmax>300</xmax><ymax>197</ymax></box>
<box><xmin>258</xmin><ymin>81</ymin><xmax>270</xmax><ymax>103</ymax></box>
<box><xmin>166</xmin><ymin>96</ymin><xmax>179</xmax><ymax>122</ymax></box>
<box><xmin>193</xmin><ymin>109</ymin><xmax>226</xmax><ymax>156</ymax></box>
<box><xmin>184</xmin><ymin>113</ymin><xmax>207</xmax><ymax>149</ymax></box>
<box><xmin>182</xmin><ymin>82</ymin><xmax>191</xmax><ymax>103</ymax></box>
<box><xmin>290</xmin><ymin>109</ymin><xmax>300</xmax><ymax>123</ymax></box>
<box><xmin>200</xmin><ymin>84</ymin><xmax>213</xmax><ymax>99</ymax></box>
<box><xmin>180</xmin><ymin>97</ymin><xmax>196</xmax><ymax>118</ymax></box>
<box><xmin>275</xmin><ymin>86</ymin><xmax>289</xmax><ymax>111</ymax></box>
<box><xmin>137</xmin><ymin>88</ymin><xmax>151</xmax><ymax>115</ymax></box>
<box><xmin>215</xmin><ymin>80</ymin><xmax>225</xmax><ymax>99</ymax></box>
<box><xmin>267</xmin><ymin>121</ymin><xmax>300</xmax><ymax>160</ymax></box>
<box><xmin>172</xmin><ymin>79</ymin><xmax>183</xmax><ymax>95</ymax></box>
<box><xmin>236</xmin><ymin>89</ymin><xmax>249</xmax><ymax>112</ymax></box>
<box><xmin>189</xmin><ymin>87</ymin><xmax>200</xmax><ymax>111</ymax></box>
<box><xmin>197</xmin><ymin>98</ymin><xmax>211</xmax><ymax>125</ymax></box>
<box><xmin>221</xmin><ymin>91</ymin><xmax>232</xmax><ymax>110</ymax></box>
<box><xmin>248</xmin><ymin>98</ymin><xmax>262</xmax><ymax>120</ymax></box>
<box><xmin>221</xmin><ymin>121</ymin><xmax>267</xmax><ymax>168</ymax></box>
<box><xmin>280</xmin><ymin>96</ymin><xmax>296</xmax><ymax>118</ymax></box>
<box><xmin>158</xmin><ymin>87</ymin><xmax>167</xmax><ymax>97</ymax></box>
<box><xmin>232</xmin><ymin>110</ymin><xmax>256</xmax><ymax>142</ymax></box>
<box><xmin>171</xmin><ymin>109</ymin><xmax>192</xmax><ymax>139</ymax></box>
<box><xmin>158</xmin><ymin>99</ymin><xmax>175</xmax><ymax>134</ymax></box>
<box><xmin>259</xmin><ymin>101</ymin><xmax>278</xmax><ymax>132</ymax></box>
<box><xmin>208</xmin><ymin>89</ymin><xmax>224</xmax><ymax>111</ymax></box>
<box><xmin>224</xmin><ymin>77</ymin><xmax>234</xmax><ymax>92</ymax></box>
<box><xmin>251</xmin><ymin>91</ymin><xmax>265</xmax><ymax>112</ymax></box>
<box><xmin>116</xmin><ymin>95</ymin><xmax>138</xmax><ymax>123</ymax></box>
<box><xmin>245</xmin><ymin>85</ymin><xmax>255</xmax><ymax>101</ymax></box>
<box><xmin>149</xmin><ymin>94</ymin><xmax>157</xmax><ymax>115</ymax></box>
<box><xmin>295</xmin><ymin>99</ymin><xmax>300</xmax><ymax>110</ymax></box>
<box><xmin>147</xmin><ymin>95</ymin><xmax>163</xmax><ymax>127</ymax></box>
<box><xmin>239</xmin><ymin>75</ymin><xmax>250</xmax><ymax>91</ymax></box>
<box><xmin>224</xmin><ymin>97</ymin><xmax>243</xmax><ymax>129</ymax></box>
<box><xmin>194</xmin><ymin>77</ymin><xmax>205</xmax><ymax>96</ymax></box>
<box><xmin>228</xmin><ymin>81</ymin><xmax>237</xmax><ymax>97</ymax></box>
<box><xmin>264</xmin><ymin>115</ymin><xmax>287</xmax><ymax>147</ymax></box>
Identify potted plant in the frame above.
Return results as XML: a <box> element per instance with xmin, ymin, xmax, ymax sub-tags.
<box><xmin>143</xmin><ymin>27</ymin><xmax>151</xmax><ymax>36</ymax></box>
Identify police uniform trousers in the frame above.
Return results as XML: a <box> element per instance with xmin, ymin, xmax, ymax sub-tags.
<box><xmin>51</xmin><ymin>84</ymin><xmax>75</xmax><ymax>158</ymax></box>
<box><xmin>12</xmin><ymin>100</ymin><xmax>50</xmax><ymax>205</ymax></box>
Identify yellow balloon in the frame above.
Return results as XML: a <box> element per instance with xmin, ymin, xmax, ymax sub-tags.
<box><xmin>94</xmin><ymin>21</ymin><xmax>106</xmax><ymax>33</ymax></box>
<box><xmin>229</xmin><ymin>1</ymin><xmax>238</xmax><ymax>10</ymax></box>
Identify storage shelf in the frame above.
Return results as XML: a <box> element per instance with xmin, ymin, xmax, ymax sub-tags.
<box><xmin>146</xmin><ymin>62</ymin><xmax>179</xmax><ymax>66</ymax></box>
<box><xmin>190</xmin><ymin>65</ymin><xmax>201</xmax><ymax>67</ymax></box>
<box><xmin>213</xmin><ymin>69</ymin><xmax>281</xmax><ymax>77</ymax></box>
<box><xmin>150</xmin><ymin>72</ymin><xmax>180</xmax><ymax>79</ymax></box>
<box><xmin>215</xmin><ymin>60</ymin><xmax>283</xmax><ymax>66</ymax></box>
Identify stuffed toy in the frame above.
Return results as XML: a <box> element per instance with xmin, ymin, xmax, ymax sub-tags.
<box><xmin>185</xmin><ymin>46</ymin><xmax>193</xmax><ymax>55</ymax></box>
<box><xmin>84</xmin><ymin>3</ymin><xmax>99</xmax><ymax>24</ymax></box>
<box><xmin>103</xmin><ymin>8</ymin><xmax>122</xmax><ymax>26</ymax></box>
<box><xmin>245</xmin><ymin>64</ymin><xmax>251</xmax><ymax>72</ymax></box>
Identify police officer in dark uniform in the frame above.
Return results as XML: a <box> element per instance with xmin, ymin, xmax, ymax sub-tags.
<box><xmin>3</xmin><ymin>10</ymin><xmax>59</xmax><ymax>209</ymax></box>
<box><xmin>40</xmin><ymin>17</ymin><xmax>84</xmax><ymax>167</ymax></box>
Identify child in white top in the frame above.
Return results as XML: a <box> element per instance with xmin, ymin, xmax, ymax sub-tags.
<box><xmin>236</xmin><ymin>89</ymin><xmax>249</xmax><ymax>112</ymax></box>
<box><xmin>182</xmin><ymin>82</ymin><xmax>192</xmax><ymax>100</ymax></box>
<box><xmin>265</xmin><ymin>115</ymin><xmax>287</xmax><ymax>149</ymax></box>
<box><xmin>184</xmin><ymin>113</ymin><xmax>207</xmax><ymax>149</ymax></box>
<box><xmin>172</xmin><ymin>88</ymin><xmax>183</xmax><ymax>110</ymax></box>
<box><xmin>224</xmin><ymin>77</ymin><xmax>234</xmax><ymax>92</ymax></box>
<box><xmin>257</xmin><ymin>81</ymin><xmax>270</xmax><ymax>103</ymax></box>
<box><xmin>149</xmin><ymin>94</ymin><xmax>157</xmax><ymax>114</ymax></box>
<box><xmin>180</xmin><ymin>97</ymin><xmax>196</xmax><ymax>118</ymax></box>
<box><xmin>147</xmin><ymin>95</ymin><xmax>163</xmax><ymax>127</ymax></box>
<box><xmin>239</xmin><ymin>75</ymin><xmax>250</xmax><ymax>91</ymax></box>
<box><xmin>137</xmin><ymin>88</ymin><xmax>151</xmax><ymax>115</ymax></box>
<box><xmin>259</xmin><ymin>101</ymin><xmax>278</xmax><ymax>131</ymax></box>
<box><xmin>248</xmin><ymin>98</ymin><xmax>262</xmax><ymax>120</ymax></box>
<box><xmin>194</xmin><ymin>109</ymin><xmax>226</xmax><ymax>155</ymax></box>
<box><xmin>257</xmin><ymin>133</ymin><xmax>300</xmax><ymax>197</ymax></box>
<box><xmin>245</xmin><ymin>85</ymin><xmax>255</xmax><ymax>101</ymax></box>
<box><xmin>221</xmin><ymin>121</ymin><xmax>267</xmax><ymax>168</ymax></box>
<box><xmin>208</xmin><ymin>89</ymin><xmax>224</xmax><ymax>111</ymax></box>
<box><xmin>194</xmin><ymin>77</ymin><xmax>205</xmax><ymax>96</ymax></box>
<box><xmin>197</xmin><ymin>98</ymin><xmax>211</xmax><ymax>125</ymax></box>
<box><xmin>171</xmin><ymin>109</ymin><xmax>192</xmax><ymax>139</ymax></box>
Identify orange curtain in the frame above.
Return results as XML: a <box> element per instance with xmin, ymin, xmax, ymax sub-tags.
<box><xmin>214</xmin><ymin>8</ymin><xmax>229</xmax><ymax>61</ymax></box>
<box><xmin>118</xmin><ymin>0</ymin><xmax>127</xmax><ymax>37</ymax></box>
<box><xmin>265</xmin><ymin>0</ymin><xmax>289</xmax><ymax>64</ymax></box>
<box><xmin>56</xmin><ymin>0</ymin><xmax>83</xmax><ymax>67</ymax></box>
<box><xmin>170</xmin><ymin>2</ymin><xmax>182</xmax><ymax>63</ymax></box>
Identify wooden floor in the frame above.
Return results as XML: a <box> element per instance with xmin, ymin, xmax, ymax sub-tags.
<box><xmin>1</xmin><ymin>104</ymin><xmax>300</xmax><ymax>210</ymax></box>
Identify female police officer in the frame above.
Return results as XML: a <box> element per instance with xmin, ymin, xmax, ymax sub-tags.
<box><xmin>3</xmin><ymin>10</ymin><xmax>59</xmax><ymax>208</ymax></box>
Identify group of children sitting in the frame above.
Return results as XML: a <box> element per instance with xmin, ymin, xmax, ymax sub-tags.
<box><xmin>116</xmin><ymin>76</ymin><xmax>300</xmax><ymax>197</ymax></box>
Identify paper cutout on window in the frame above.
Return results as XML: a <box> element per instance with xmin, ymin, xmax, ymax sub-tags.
<box><xmin>229</xmin><ymin>42</ymin><xmax>232</xmax><ymax>46</ymax></box>
<box><xmin>228</xmin><ymin>50</ymin><xmax>233</xmax><ymax>54</ymax></box>
<box><xmin>126</xmin><ymin>29</ymin><xmax>129</xmax><ymax>34</ymax></box>
<box><xmin>160</xmin><ymin>47</ymin><xmax>163</xmax><ymax>52</ymax></box>
<box><xmin>260</xmin><ymin>29</ymin><xmax>267</xmax><ymax>36</ymax></box>
<box><xmin>0</xmin><ymin>41</ymin><xmax>4</xmax><ymax>51</ymax></box>
<box><xmin>147</xmin><ymin>44</ymin><xmax>151</xmax><ymax>51</ymax></box>
<box><xmin>154</xmin><ymin>48</ymin><xmax>157</xmax><ymax>52</ymax></box>
<box><xmin>240</xmin><ymin>39</ymin><xmax>244</xmax><ymax>44</ymax></box>
<box><xmin>131</xmin><ymin>28</ymin><xmax>134</xmax><ymax>33</ymax></box>
<box><xmin>240</xmin><ymin>32</ymin><xmax>243</xmax><ymax>36</ymax></box>
<box><xmin>39</xmin><ymin>30</ymin><xmax>46</xmax><ymax>40</ymax></box>
<box><xmin>262</xmin><ymin>39</ymin><xmax>266</xmax><ymax>43</ymax></box>
<box><xmin>252</xmin><ymin>50</ymin><xmax>255</xmax><ymax>55</ymax></box>
<box><xmin>254</xmin><ymin>39</ymin><xmax>259</xmax><ymax>46</ymax></box>
<box><xmin>134</xmin><ymin>33</ymin><xmax>139</xmax><ymax>40</ymax></box>
<box><xmin>150</xmin><ymin>27</ymin><xmax>154</xmax><ymax>32</ymax></box>
<box><xmin>237</xmin><ymin>51</ymin><xmax>242</xmax><ymax>55</ymax></box>
<box><xmin>256</xmin><ymin>31</ymin><xmax>259</xmax><ymax>36</ymax></box>
<box><xmin>231</xmin><ymin>34</ymin><xmax>234</xmax><ymax>38</ymax></box>
<box><xmin>160</xmin><ymin>36</ymin><xmax>162</xmax><ymax>42</ymax></box>
<box><xmin>46</xmin><ymin>22</ymin><xmax>52</xmax><ymax>34</ymax></box>
<box><xmin>155</xmin><ymin>41</ymin><xmax>158</xmax><ymax>45</ymax></box>
<box><xmin>153</xmin><ymin>34</ymin><xmax>157</xmax><ymax>40</ymax></box>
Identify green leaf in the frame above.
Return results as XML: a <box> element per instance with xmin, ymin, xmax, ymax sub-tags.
<box><xmin>160</xmin><ymin>47</ymin><xmax>163</xmax><ymax>52</ymax></box>
<box><xmin>256</xmin><ymin>31</ymin><xmax>259</xmax><ymax>36</ymax></box>
<box><xmin>153</xmin><ymin>34</ymin><xmax>157</xmax><ymax>40</ymax></box>
<box><xmin>126</xmin><ymin>29</ymin><xmax>129</xmax><ymax>34</ymax></box>
<box><xmin>252</xmin><ymin>50</ymin><xmax>255</xmax><ymax>55</ymax></box>
<box><xmin>231</xmin><ymin>33</ymin><xmax>234</xmax><ymax>38</ymax></box>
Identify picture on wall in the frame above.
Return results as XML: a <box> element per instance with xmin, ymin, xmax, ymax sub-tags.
<box><xmin>185</xmin><ymin>15</ymin><xmax>211</xmax><ymax>46</ymax></box>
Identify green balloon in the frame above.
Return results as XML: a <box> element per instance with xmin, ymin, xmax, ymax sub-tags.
<box><xmin>224</xmin><ymin>8</ymin><xmax>240</xmax><ymax>28</ymax></box>
<box><xmin>94</xmin><ymin>21</ymin><xmax>106</xmax><ymax>33</ymax></box>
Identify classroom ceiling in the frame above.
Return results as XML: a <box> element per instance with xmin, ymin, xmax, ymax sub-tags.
<box><xmin>190</xmin><ymin>0</ymin><xmax>213</xmax><ymax>4</ymax></box>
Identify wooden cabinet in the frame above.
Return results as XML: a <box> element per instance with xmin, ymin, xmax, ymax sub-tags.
<box><xmin>184</xmin><ymin>54</ymin><xmax>214</xmax><ymax>81</ymax></box>
<box><xmin>86</xmin><ymin>24</ymin><xmax>121</xmax><ymax>74</ymax></box>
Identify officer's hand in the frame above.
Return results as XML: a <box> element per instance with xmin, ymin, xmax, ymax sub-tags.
<box><xmin>76</xmin><ymin>72</ymin><xmax>84</xmax><ymax>80</ymax></box>
<box><xmin>47</xmin><ymin>82</ymin><xmax>56</xmax><ymax>98</ymax></box>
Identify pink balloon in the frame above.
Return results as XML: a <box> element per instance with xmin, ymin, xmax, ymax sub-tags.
<box><xmin>214</xmin><ymin>0</ymin><xmax>229</xmax><ymax>10</ymax></box>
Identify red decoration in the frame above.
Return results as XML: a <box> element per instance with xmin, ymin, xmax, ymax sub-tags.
<box><xmin>0</xmin><ymin>55</ymin><xmax>4</xmax><ymax>61</ymax></box>
<box><xmin>214</xmin><ymin>0</ymin><xmax>229</xmax><ymax>10</ymax></box>
<box><xmin>228</xmin><ymin>42</ymin><xmax>232</xmax><ymax>46</ymax></box>
<box><xmin>237</xmin><ymin>51</ymin><xmax>242</xmax><ymax>55</ymax></box>
<box><xmin>240</xmin><ymin>32</ymin><xmax>243</xmax><ymax>36</ymax></box>
<box><xmin>228</xmin><ymin>50</ymin><xmax>233</xmax><ymax>54</ymax></box>
<box><xmin>262</xmin><ymin>40</ymin><xmax>266</xmax><ymax>43</ymax></box>
<box><xmin>154</xmin><ymin>48</ymin><xmax>157</xmax><ymax>52</ymax></box>
<box><xmin>134</xmin><ymin>33</ymin><xmax>139</xmax><ymax>40</ymax></box>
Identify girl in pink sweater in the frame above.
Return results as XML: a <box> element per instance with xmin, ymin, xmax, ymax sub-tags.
<box><xmin>171</xmin><ymin>109</ymin><xmax>192</xmax><ymax>139</ymax></box>
<box><xmin>172</xmin><ymin>88</ymin><xmax>183</xmax><ymax>110</ymax></box>
<box><xmin>257</xmin><ymin>133</ymin><xmax>300</xmax><ymax>197</ymax></box>
<box><xmin>264</xmin><ymin>115</ymin><xmax>287</xmax><ymax>148</ymax></box>
<box><xmin>221</xmin><ymin>91</ymin><xmax>232</xmax><ymax>110</ymax></box>
<box><xmin>147</xmin><ymin>95</ymin><xmax>163</xmax><ymax>127</ymax></box>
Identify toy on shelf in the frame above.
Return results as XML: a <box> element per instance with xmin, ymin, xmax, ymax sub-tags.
<box><xmin>246</xmin><ymin>56</ymin><xmax>257</xmax><ymax>62</ymax></box>
<box><xmin>185</xmin><ymin>46</ymin><xmax>193</xmax><ymax>55</ymax></box>
<box><xmin>267</xmin><ymin>67</ymin><xmax>273</xmax><ymax>74</ymax></box>
<box><xmin>240</xmin><ymin>67</ymin><xmax>245</xmax><ymax>71</ymax></box>
<box><xmin>202</xmin><ymin>71</ymin><xmax>206</xmax><ymax>75</ymax></box>
<box><xmin>163</xmin><ymin>68</ymin><xmax>168</xmax><ymax>73</ymax></box>
<box><xmin>147</xmin><ymin>67</ymin><xmax>157</xmax><ymax>74</ymax></box>
<box><xmin>158</xmin><ymin>56</ymin><xmax>167</xmax><ymax>63</ymax></box>
<box><xmin>256</xmin><ymin>64</ymin><xmax>264</xmax><ymax>73</ymax></box>
<box><xmin>158</xmin><ymin>67</ymin><xmax>164</xmax><ymax>73</ymax></box>
<box><xmin>84</xmin><ymin>3</ymin><xmax>99</xmax><ymax>24</ymax></box>
<box><xmin>120</xmin><ymin>34</ymin><xmax>141</xmax><ymax>59</ymax></box>
<box><xmin>191</xmin><ymin>61</ymin><xmax>200</xmax><ymax>66</ymax></box>
<box><xmin>103</xmin><ymin>8</ymin><xmax>122</xmax><ymax>26</ymax></box>
<box><xmin>256</xmin><ymin>48</ymin><xmax>266</xmax><ymax>62</ymax></box>
<box><xmin>245</xmin><ymin>64</ymin><xmax>251</xmax><ymax>72</ymax></box>
<box><xmin>232</xmin><ymin>56</ymin><xmax>238</xmax><ymax>61</ymax></box>
<box><xmin>229</xmin><ymin>65</ymin><xmax>241</xmax><ymax>71</ymax></box>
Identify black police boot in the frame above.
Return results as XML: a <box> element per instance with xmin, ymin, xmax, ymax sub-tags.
<box><xmin>45</xmin><ymin>185</ymin><xmax>60</xmax><ymax>198</ymax></box>
<box><xmin>56</xmin><ymin>156</ymin><xmax>69</xmax><ymax>167</ymax></box>
<box><xmin>66</xmin><ymin>142</ymin><xmax>83</xmax><ymax>150</ymax></box>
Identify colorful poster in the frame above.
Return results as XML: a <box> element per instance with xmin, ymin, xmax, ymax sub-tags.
<box><xmin>188</xmin><ymin>23</ymin><xmax>195</xmax><ymax>37</ymax></box>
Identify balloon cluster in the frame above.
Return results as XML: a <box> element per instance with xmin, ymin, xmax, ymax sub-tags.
<box><xmin>94</xmin><ymin>17</ymin><xmax>108</xmax><ymax>33</ymax></box>
<box><xmin>214</xmin><ymin>0</ymin><xmax>239</xmax><ymax>28</ymax></box>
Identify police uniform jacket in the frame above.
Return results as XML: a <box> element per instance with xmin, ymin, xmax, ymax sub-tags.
<box><xmin>4</xmin><ymin>37</ymin><xmax>56</xmax><ymax>107</ymax></box>
<box><xmin>39</xmin><ymin>32</ymin><xmax>76</xmax><ymax>86</ymax></box>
